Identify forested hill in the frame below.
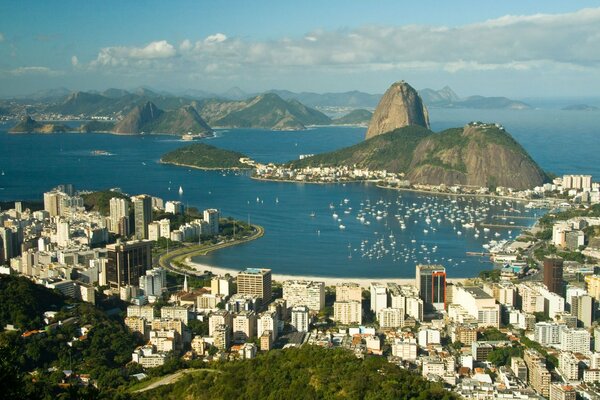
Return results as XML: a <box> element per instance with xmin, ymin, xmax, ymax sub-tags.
<box><xmin>139</xmin><ymin>345</ymin><xmax>457</xmax><ymax>400</ymax></box>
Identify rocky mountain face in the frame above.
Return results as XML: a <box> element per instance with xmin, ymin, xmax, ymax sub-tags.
<box><xmin>365</xmin><ymin>81</ymin><xmax>429</xmax><ymax>140</ymax></box>
<box><xmin>112</xmin><ymin>102</ymin><xmax>212</xmax><ymax>135</ymax></box>
<box><xmin>405</xmin><ymin>123</ymin><xmax>547</xmax><ymax>189</ymax></box>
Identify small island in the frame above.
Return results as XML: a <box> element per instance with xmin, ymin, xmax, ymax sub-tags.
<box><xmin>160</xmin><ymin>142</ymin><xmax>253</xmax><ymax>170</ymax></box>
<box><xmin>562</xmin><ymin>104</ymin><xmax>599</xmax><ymax>111</ymax></box>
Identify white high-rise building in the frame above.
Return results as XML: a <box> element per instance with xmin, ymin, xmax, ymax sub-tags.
<box><xmin>148</xmin><ymin>222</ymin><xmax>161</xmax><ymax>241</ymax></box>
<box><xmin>453</xmin><ymin>285</ymin><xmax>500</xmax><ymax>328</ymax></box>
<box><xmin>392</xmin><ymin>337</ymin><xmax>418</xmax><ymax>361</ymax></box>
<box><xmin>560</xmin><ymin>327</ymin><xmax>591</xmax><ymax>353</ymax></box>
<box><xmin>534</xmin><ymin>322</ymin><xmax>562</xmax><ymax>346</ymax></box>
<box><xmin>109</xmin><ymin>197</ymin><xmax>129</xmax><ymax>234</ymax></box>
<box><xmin>290</xmin><ymin>305</ymin><xmax>310</xmax><ymax>332</ymax></box>
<box><xmin>158</xmin><ymin>219</ymin><xmax>171</xmax><ymax>239</ymax></box>
<box><xmin>282</xmin><ymin>280</ymin><xmax>325</xmax><ymax>311</ymax></box>
<box><xmin>257</xmin><ymin>311</ymin><xmax>278</xmax><ymax>340</ymax></box>
<box><xmin>370</xmin><ymin>282</ymin><xmax>387</xmax><ymax>314</ymax></box>
<box><xmin>336</xmin><ymin>283</ymin><xmax>362</xmax><ymax>302</ymax></box>
<box><xmin>333</xmin><ymin>301</ymin><xmax>362</xmax><ymax>325</ymax></box>
<box><xmin>165</xmin><ymin>201</ymin><xmax>184</xmax><ymax>215</ymax></box>
<box><xmin>233</xmin><ymin>311</ymin><xmax>256</xmax><ymax>343</ymax></box>
<box><xmin>56</xmin><ymin>220</ymin><xmax>70</xmax><ymax>247</ymax></box>
<box><xmin>203</xmin><ymin>209</ymin><xmax>220</xmax><ymax>235</ymax></box>
<box><xmin>377</xmin><ymin>307</ymin><xmax>404</xmax><ymax>329</ymax></box>
<box><xmin>139</xmin><ymin>267</ymin><xmax>167</xmax><ymax>297</ymax></box>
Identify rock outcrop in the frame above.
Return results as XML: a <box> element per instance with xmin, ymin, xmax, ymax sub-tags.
<box><xmin>112</xmin><ymin>102</ymin><xmax>212</xmax><ymax>135</ymax></box>
<box><xmin>365</xmin><ymin>81</ymin><xmax>429</xmax><ymax>139</ymax></box>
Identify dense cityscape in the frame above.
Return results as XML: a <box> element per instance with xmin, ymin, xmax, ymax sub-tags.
<box><xmin>4</xmin><ymin>2</ymin><xmax>600</xmax><ymax>399</ymax></box>
<box><xmin>0</xmin><ymin>169</ymin><xmax>599</xmax><ymax>399</ymax></box>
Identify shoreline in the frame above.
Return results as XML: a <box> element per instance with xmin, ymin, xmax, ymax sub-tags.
<box><xmin>250</xmin><ymin>175</ymin><xmax>373</xmax><ymax>185</ymax></box>
<box><xmin>249</xmin><ymin>175</ymin><xmax>547</xmax><ymax>204</ymax></box>
<box><xmin>159</xmin><ymin>159</ymin><xmax>252</xmax><ymax>171</ymax></box>
<box><xmin>186</xmin><ymin>260</ymin><xmax>471</xmax><ymax>287</ymax></box>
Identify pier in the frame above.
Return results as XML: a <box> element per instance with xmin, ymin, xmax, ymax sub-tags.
<box><xmin>480</xmin><ymin>223</ymin><xmax>530</xmax><ymax>229</ymax></box>
<box><xmin>466</xmin><ymin>251</ymin><xmax>490</xmax><ymax>257</ymax></box>
<box><xmin>492</xmin><ymin>215</ymin><xmax>538</xmax><ymax>220</ymax></box>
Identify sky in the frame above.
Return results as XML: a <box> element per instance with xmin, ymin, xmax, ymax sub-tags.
<box><xmin>1</xmin><ymin>0</ymin><xmax>600</xmax><ymax>98</ymax></box>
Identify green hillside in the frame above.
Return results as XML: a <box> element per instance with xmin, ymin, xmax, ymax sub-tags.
<box><xmin>139</xmin><ymin>346</ymin><xmax>457</xmax><ymax>400</ymax></box>
<box><xmin>332</xmin><ymin>109</ymin><xmax>373</xmax><ymax>125</ymax></box>
<box><xmin>161</xmin><ymin>143</ymin><xmax>250</xmax><ymax>169</ymax></box>
<box><xmin>81</xmin><ymin>190</ymin><xmax>130</xmax><ymax>215</ymax></box>
<box><xmin>289</xmin><ymin>125</ymin><xmax>432</xmax><ymax>171</ymax></box>
<box><xmin>212</xmin><ymin>93</ymin><xmax>331</xmax><ymax>129</ymax></box>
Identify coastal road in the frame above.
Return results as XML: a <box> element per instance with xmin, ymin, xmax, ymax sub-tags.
<box><xmin>157</xmin><ymin>224</ymin><xmax>264</xmax><ymax>276</ymax></box>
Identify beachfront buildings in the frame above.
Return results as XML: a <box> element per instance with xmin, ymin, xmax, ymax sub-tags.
<box><xmin>333</xmin><ymin>300</ymin><xmax>362</xmax><ymax>325</ymax></box>
<box><xmin>416</xmin><ymin>264</ymin><xmax>446</xmax><ymax>312</ymax></box>
<box><xmin>336</xmin><ymin>283</ymin><xmax>363</xmax><ymax>302</ymax></box>
<box><xmin>282</xmin><ymin>280</ymin><xmax>325</xmax><ymax>311</ymax></box>
<box><xmin>237</xmin><ymin>268</ymin><xmax>272</xmax><ymax>306</ymax></box>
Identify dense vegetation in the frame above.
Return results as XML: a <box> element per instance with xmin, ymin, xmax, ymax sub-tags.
<box><xmin>78</xmin><ymin>120</ymin><xmax>115</xmax><ymax>133</ymax></box>
<box><xmin>0</xmin><ymin>275</ymin><xmax>65</xmax><ymax>330</ymax></box>
<box><xmin>161</xmin><ymin>143</ymin><xmax>249</xmax><ymax>169</ymax></box>
<box><xmin>332</xmin><ymin>109</ymin><xmax>373</xmax><ymax>125</ymax></box>
<box><xmin>289</xmin><ymin>125</ymin><xmax>433</xmax><ymax>172</ymax></box>
<box><xmin>82</xmin><ymin>190</ymin><xmax>130</xmax><ymax>215</ymax></box>
<box><xmin>214</xmin><ymin>93</ymin><xmax>331</xmax><ymax>129</ymax></box>
<box><xmin>0</xmin><ymin>275</ymin><xmax>142</xmax><ymax>399</ymax></box>
<box><xmin>140</xmin><ymin>346</ymin><xmax>457</xmax><ymax>400</ymax></box>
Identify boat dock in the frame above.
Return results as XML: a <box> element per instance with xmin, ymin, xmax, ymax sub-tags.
<box><xmin>480</xmin><ymin>223</ymin><xmax>530</xmax><ymax>229</ymax></box>
<box><xmin>492</xmin><ymin>215</ymin><xmax>538</xmax><ymax>220</ymax></box>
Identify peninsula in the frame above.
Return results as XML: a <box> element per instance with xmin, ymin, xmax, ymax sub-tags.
<box><xmin>8</xmin><ymin>116</ymin><xmax>69</xmax><ymax>134</ymax></box>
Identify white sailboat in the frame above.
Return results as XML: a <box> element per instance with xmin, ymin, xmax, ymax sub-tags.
<box><xmin>178</xmin><ymin>186</ymin><xmax>183</xmax><ymax>195</ymax></box>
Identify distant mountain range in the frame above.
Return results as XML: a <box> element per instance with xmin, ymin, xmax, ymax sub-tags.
<box><xmin>5</xmin><ymin>85</ymin><xmax>532</xmax><ymax>113</ymax></box>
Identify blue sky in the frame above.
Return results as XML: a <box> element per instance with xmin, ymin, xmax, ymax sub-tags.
<box><xmin>1</xmin><ymin>1</ymin><xmax>600</xmax><ymax>97</ymax></box>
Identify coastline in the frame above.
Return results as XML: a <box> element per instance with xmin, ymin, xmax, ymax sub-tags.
<box><xmin>159</xmin><ymin>159</ymin><xmax>252</xmax><ymax>171</ymax></box>
<box><xmin>186</xmin><ymin>259</ymin><xmax>470</xmax><ymax>287</ymax></box>
<box><xmin>249</xmin><ymin>175</ymin><xmax>547</xmax><ymax>204</ymax></box>
<box><xmin>250</xmin><ymin>175</ymin><xmax>375</xmax><ymax>185</ymax></box>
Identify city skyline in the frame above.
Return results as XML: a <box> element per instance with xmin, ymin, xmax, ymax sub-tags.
<box><xmin>1</xmin><ymin>1</ymin><xmax>600</xmax><ymax>97</ymax></box>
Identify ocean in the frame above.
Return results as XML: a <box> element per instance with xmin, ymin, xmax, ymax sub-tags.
<box><xmin>0</xmin><ymin>107</ymin><xmax>598</xmax><ymax>278</ymax></box>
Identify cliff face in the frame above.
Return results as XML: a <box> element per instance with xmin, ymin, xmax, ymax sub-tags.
<box><xmin>406</xmin><ymin>123</ymin><xmax>547</xmax><ymax>189</ymax></box>
<box><xmin>365</xmin><ymin>81</ymin><xmax>429</xmax><ymax>139</ymax></box>
<box><xmin>113</xmin><ymin>102</ymin><xmax>163</xmax><ymax>134</ymax></box>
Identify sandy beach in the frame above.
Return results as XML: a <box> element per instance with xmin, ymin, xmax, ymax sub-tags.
<box><xmin>187</xmin><ymin>258</ymin><xmax>469</xmax><ymax>287</ymax></box>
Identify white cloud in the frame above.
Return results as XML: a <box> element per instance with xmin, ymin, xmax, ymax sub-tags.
<box><xmin>180</xmin><ymin>39</ymin><xmax>192</xmax><ymax>51</ymax></box>
<box><xmin>8</xmin><ymin>66</ymin><xmax>63</xmax><ymax>76</ymax></box>
<box><xmin>90</xmin><ymin>40</ymin><xmax>176</xmax><ymax>68</ymax></box>
<box><xmin>204</xmin><ymin>33</ymin><xmax>227</xmax><ymax>44</ymax></box>
<box><xmin>85</xmin><ymin>8</ymin><xmax>600</xmax><ymax>80</ymax></box>
<box><xmin>71</xmin><ymin>55</ymin><xmax>79</xmax><ymax>67</ymax></box>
